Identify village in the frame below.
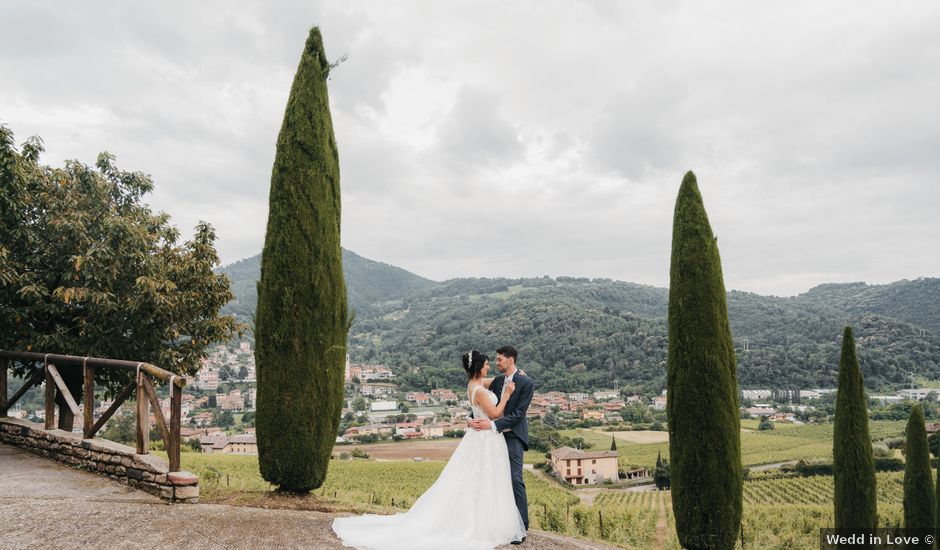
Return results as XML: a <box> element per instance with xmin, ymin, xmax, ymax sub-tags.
<box><xmin>7</xmin><ymin>342</ymin><xmax>938</xmax><ymax>487</ymax></box>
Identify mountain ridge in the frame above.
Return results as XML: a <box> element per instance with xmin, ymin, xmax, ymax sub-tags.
<box><xmin>217</xmin><ymin>251</ymin><xmax>940</xmax><ymax>392</ymax></box>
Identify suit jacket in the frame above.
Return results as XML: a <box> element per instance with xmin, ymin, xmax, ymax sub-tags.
<box><xmin>489</xmin><ymin>371</ymin><xmax>535</xmax><ymax>451</ymax></box>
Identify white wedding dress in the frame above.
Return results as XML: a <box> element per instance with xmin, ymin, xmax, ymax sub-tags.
<box><xmin>332</xmin><ymin>385</ymin><xmax>527</xmax><ymax>550</ymax></box>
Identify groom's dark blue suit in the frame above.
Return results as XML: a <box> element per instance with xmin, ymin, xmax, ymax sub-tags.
<box><xmin>489</xmin><ymin>371</ymin><xmax>534</xmax><ymax>531</ymax></box>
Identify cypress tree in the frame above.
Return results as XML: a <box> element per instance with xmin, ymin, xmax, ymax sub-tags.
<box><xmin>666</xmin><ymin>171</ymin><xmax>742</xmax><ymax>550</ymax></box>
<box><xmin>255</xmin><ymin>27</ymin><xmax>348</xmax><ymax>493</ymax></box>
<box><xmin>610</xmin><ymin>435</ymin><xmax>617</xmax><ymax>451</ymax></box>
<box><xmin>833</xmin><ymin>327</ymin><xmax>877</xmax><ymax>529</ymax></box>
<box><xmin>903</xmin><ymin>404</ymin><xmax>934</xmax><ymax>535</ymax></box>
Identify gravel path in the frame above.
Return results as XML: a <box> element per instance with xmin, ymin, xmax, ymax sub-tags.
<box><xmin>0</xmin><ymin>443</ymin><xmax>620</xmax><ymax>550</ymax></box>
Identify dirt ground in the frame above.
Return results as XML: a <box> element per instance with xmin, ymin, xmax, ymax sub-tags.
<box><xmin>601</xmin><ymin>430</ymin><xmax>670</xmax><ymax>444</ymax></box>
<box><xmin>334</xmin><ymin>438</ymin><xmax>461</xmax><ymax>460</ymax></box>
<box><xmin>2</xmin><ymin>442</ymin><xmax>621</xmax><ymax>550</ymax></box>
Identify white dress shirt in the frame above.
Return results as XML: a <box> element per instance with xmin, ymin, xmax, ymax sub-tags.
<box><xmin>490</xmin><ymin>368</ymin><xmax>517</xmax><ymax>432</ymax></box>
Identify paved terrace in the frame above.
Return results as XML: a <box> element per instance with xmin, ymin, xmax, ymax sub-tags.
<box><xmin>0</xmin><ymin>443</ymin><xmax>619</xmax><ymax>550</ymax></box>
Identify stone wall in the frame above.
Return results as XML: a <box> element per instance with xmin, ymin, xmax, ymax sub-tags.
<box><xmin>0</xmin><ymin>417</ymin><xmax>199</xmax><ymax>503</ymax></box>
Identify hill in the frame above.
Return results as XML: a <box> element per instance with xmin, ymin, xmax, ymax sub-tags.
<box><xmin>217</xmin><ymin>248</ymin><xmax>436</xmax><ymax>321</ymax></box>
<box><xmin>797</xmin><ymin>279</ymin><xmax>940</xmax><ymax>335</ymax></box>
<box><xmin>217</xmin><ymin>252</ymin><xmax>940</xmax><ymax>392</ymax></box>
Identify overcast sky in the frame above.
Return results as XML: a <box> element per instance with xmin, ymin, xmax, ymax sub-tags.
<box><xmin>3</xmin><ymin>1</ymin><xmax>938</xmax><ymax>296</ymax></box>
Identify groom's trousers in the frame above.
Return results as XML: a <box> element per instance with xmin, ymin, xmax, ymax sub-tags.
<box><xmin>505</xmin><ymin>433</ymin><xmax>529</xmax><ymax>530</ymax></box>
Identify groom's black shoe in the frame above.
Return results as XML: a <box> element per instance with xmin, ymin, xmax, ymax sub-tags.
<box><xmin>511</xmin><ymin>536</ymin><xmax>526</xmax><ymax>545</ymax></box>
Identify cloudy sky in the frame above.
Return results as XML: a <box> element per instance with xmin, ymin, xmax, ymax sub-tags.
<box><xmin>2</xmin><ymin>1</ymin><xmax>938</xmax><ymax>296</ymax></box>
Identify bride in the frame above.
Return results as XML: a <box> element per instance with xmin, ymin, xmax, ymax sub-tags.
<box><xmin>331</xmin><ymin>350</ymin><xmax>528</xmax><ymax>550</ymax></box>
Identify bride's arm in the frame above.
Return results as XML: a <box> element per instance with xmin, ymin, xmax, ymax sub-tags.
<box><xmin>474</xmin><ymin>383</ymin><xmax>516</xmax><ymax>420</ymax></box>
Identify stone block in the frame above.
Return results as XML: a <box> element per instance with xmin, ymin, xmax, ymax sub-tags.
<box><xmin>127</xmin><ymin>468</ymin><xmax>144</xmax><ymax>481</ymax></box>
<box><xmin>168</xmin><ymin>471</ymin><xmax>199</xmax><ymax>486</ymax></box>
<box><xmin>173</xmin><ymin>485</ymin><xmax>199</xmax><ymax>500</ymax></box>
<box><xmin>132</xmin><ymin>453</ymin><xmax>168</xmax><ymax>473</ymax></box>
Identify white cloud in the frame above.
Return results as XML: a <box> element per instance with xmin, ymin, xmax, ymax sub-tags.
<box><xmin>2</xmin><ymin>0</ymin><xmax>938</xmax><ymax>296</ymax></box>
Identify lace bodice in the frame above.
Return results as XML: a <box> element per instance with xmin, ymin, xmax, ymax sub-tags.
<box><xmin>469</xmin><ymin>385</ymin><xmax>498</xmax><ymax>419</ymax></box>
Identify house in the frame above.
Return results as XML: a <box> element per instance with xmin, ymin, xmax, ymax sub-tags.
<box><xmin>741</xmin><ymin>389</ymin><xmax>773</xmax><ymax>401</ymax></box>
<box><xmin>197</xmin><ymin>368</ymin><xmax>219</xmax><ymax>391</ymax></box>
<box><xmin>625</xmin><ymin>394</ymin><xmax>644</xmax><ymax>404</ymax></box>
<box><xmin>448</xmin><ymin>407</ymin><xmax>470</xmax><ymax>421</ymax></box>
<box><xmin>199</xmin><ymin>434</ymin><xmax>229</xmax><ymax>454</ymax></box>
<box><xmin>568</xmin><ymin>393</ymin><xmax>589</xmax><ymax>402</ymax></box>
<box><xmin>769</xmin><ymin>412</ymin><xmax>796</xmax><ymax>423</ymax></box>
<box><xmin>370</xmin><ymin>400</ymin><xmax>398</xmax><ymax>412</ymax></box>
<box><xmin>423</xmin><ymin>424</ymin><xmax>445</xmax><ymax>438</ymax></box>
<box><xmin>406</xmin><ymin>392</ymin><xmax>431</xmax><ymax>405</ymax></box>
<box><xmin>593</xmin><ymin>390</ymin><xmax>620</xmax><ymax>401</ymax></box>
<box><xmin>581</xmin><ymin>409</ymin><xmax>605</xmax><ymax>421</ymax></box>
<box><xmin>527</xmin><ymin>406</ymin><xmax>545</xmax><ymax>419</ymax></box>
<box><xmin>220</xmin><ymin>390</ymin><xmax>244</xmax><ymax>412</ymax></box>
<box><xmin>622</xmin><ymin>467</ymin><xmax>650</xmax><ymax>480</ymax></box>
<box><xmin>192</xmin><ymin>412</ymin><xmax>214</xmax><ymax>426</ymax></box>
<box><xmin>651</xmin><ymin>395</ymin><xmax>667</xmax><ymax>411</ymax></box>
<box><xmin>550</xmin><ymin>447</ymin><xmax>619</xmax><ymax>485</ymax></box>
<box><xmin>227</xmin><ymin>434</ymin><xmax>257</xmax><ymax>454</ymax></box>
<box><xmin>360</xmin><ymin>384</ymin><xmax>393</xmax><ymax>397</ymax></box>
<box><xmin>431</xmin><ymin>388</ymin><xmax>458</xmax><ymax>403</ymax></box>
<box><xmin>198</xmin><ymin>433</ymin><xmax>258</xmax><ymax>455</ymax></box>
<box><xmin>897</xmin><ymin>389</ymin><xmax>938</xmax><ymax>401</ymax></box>
<box><xmin>603</xmin><ymin>401</ymin><xmax>625</xmax><ymax>413</ymax></box>
<box><xmin>743</xmin><ymin>406</ymin><xmax>776</xmax><ymax>418</ymax></box>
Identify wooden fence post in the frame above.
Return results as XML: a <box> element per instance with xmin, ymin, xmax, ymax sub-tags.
<box><xmin>0</xmin><ymin>357</ymin><xmax>7</xmax><ymax>415</ymax></box>
<box><xmin>83</xmin><ymin>363</ymin><xmax>94</xmax><ymax>438</ymax></box>
<box><xmin>169</xmin><ymin>382</ymin><xmax>182</xmax><ymax>471</ymax></box>
<box><xmin>44</xmin><ymin>362</ymin><xmax>55</xmax><ymax>429</ymax></box>
<box><xmin>136</xmin><ymin>371</ymin><xmax>149</xmax><ymax>454</ymax></box>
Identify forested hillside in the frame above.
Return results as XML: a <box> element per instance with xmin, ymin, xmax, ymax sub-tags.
<box><xmin>217</xmin><ymin>252</ymin><xmax>940</xmax><ymax>393</ymax></box>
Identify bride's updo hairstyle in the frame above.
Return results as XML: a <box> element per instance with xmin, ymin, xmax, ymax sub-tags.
<box><xmin>463</xmin><ymin>350</ymin><xmax>488</xmax><ymax>380</ymax></box>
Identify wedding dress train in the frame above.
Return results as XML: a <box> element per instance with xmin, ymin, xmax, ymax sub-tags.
<box><xmin>331</xmin><ymin>385</ymin><xmax>526</xmax><ymax>550</ymax></box>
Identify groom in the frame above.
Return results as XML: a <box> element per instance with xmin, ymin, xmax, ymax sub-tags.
<box><xmin>469</xmin><ymin>344</ymin><xmax>534</xmax><ymax>542</ymax></box>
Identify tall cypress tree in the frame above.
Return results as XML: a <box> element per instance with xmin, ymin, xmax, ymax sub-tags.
<box><xmin>255</xmin><ymin>27</ymin><xmax>348</xmax><ymax>493</ymax></box>
<box><xmin>667</xmin><ymin>171</ymin><xmax>742</xmax><ymax>550</ymax></box>
<box><xmin>833</xmin><ymin>327</ymin><xmax>877</xmax><ymax>529</ymax></box>
<box><xmin>903</xmin><ymin>404</ymin><xmax>934</xmax><ymax>535</ymax></box>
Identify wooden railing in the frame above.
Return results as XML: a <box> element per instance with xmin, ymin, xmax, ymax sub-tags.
<box><xmin>0</xmin><ymin>350</ymin><xmax>187</xmax><ymax>472</ymax></box>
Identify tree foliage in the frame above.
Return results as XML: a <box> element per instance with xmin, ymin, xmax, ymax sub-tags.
<box><xmin>833</xmin><ymin>327</ymin><xmax>878</xmax><ymax>530</ymax></box>
<box><xmin>255</xmin><ymin>27</ymin><xmax>349</xmax><ymax>493</ymax></box>
<box><xmin>0</xmin><ymin>124</ymin><xmax>240</xmax><ymax>422</ymax></box>
<box><xmin>903</xmin><ymin>404</ymin><xmax>934</xmax><ymax>534</ymax></box>
<box><xmin>666</xmin><ymin>171</ymin><xmax>742</xmax><ymax>550</ymax></box>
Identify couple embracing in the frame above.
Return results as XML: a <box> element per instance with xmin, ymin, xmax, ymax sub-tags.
<box><xmin>332</xmin><ymin>345</ymin><xmax>535</xmax><ymax>549</ymax></box>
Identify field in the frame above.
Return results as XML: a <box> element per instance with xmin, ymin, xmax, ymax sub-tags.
<box><xmin>561</xmin><ymin>420</ymin><xmax>907</xmax><ymax>468</ymax></box>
